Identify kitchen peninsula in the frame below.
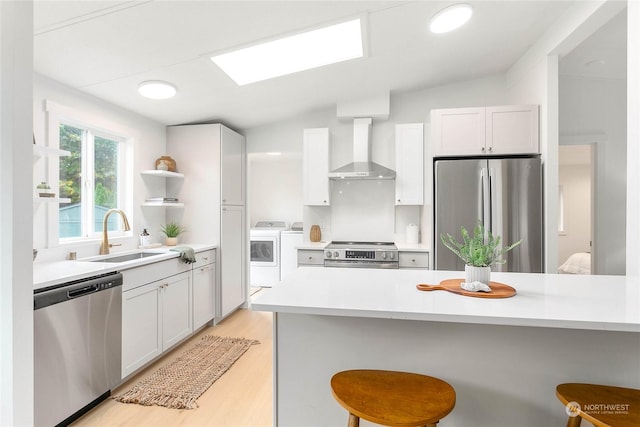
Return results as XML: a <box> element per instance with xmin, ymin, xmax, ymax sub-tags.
<box><xmin>251</xmin><ymin>268</ymin><xmax>640</xmax><ymax>427</ymax></box>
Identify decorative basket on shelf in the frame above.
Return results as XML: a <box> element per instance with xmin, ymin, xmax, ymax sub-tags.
<box><xmin>155</xmin><ymin>156</ymin><xmax>177</xmax><ymax>172</ymax></box>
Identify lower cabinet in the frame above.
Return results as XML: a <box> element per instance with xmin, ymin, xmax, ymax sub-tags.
<box><xmin>221</xmin><ymin>206</ymin><xmax>246</xmax><ymax>318</ymax></box>
<box><xmin>193</xmin><ymin>250</ymin><xmax>216</xmax><ymax>329</ymax></box>
<box><xmin>399</xmin><ymin>251</ymin><xmax>430</xmax><ymax>269</ymax></box>
<box><xmin>122</xmin><ymin>270</ymin><xmax>192</xmax><ymax>378</ymax></box>
<box><xmin>297</xmin><ymin>249</ymin><xmax>325</xmax><ymax>267</ymax></box>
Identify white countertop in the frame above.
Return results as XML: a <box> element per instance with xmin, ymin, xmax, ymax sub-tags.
<box><xmin>33</xmin><ymin>244</ymin><xmax>216</xmax><ymax>291</ymax></box>
<box><xmin>295</xmin><ymin>241</ymin><xmax>330</xmax><ymax>250</ymax></box>
<box><xmin>395</xmin><ymin>242</ymin><xmax>430</xmax><ymax>252</ymax></box>
<box><xmin>251</xmin><ymin>267</ymin><xmax>640</xmax><ymax>332</ymax></box>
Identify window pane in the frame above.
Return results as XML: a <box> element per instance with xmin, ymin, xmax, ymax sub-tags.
<box><xmin>94</xmin><ymin>136</ymin><xmax>119</xmax><ymax>233</ymax></box>
<box><xmin>59</xmin><ymin>124</ymin><xmax>82</xmax><ymax>239</ymax></box>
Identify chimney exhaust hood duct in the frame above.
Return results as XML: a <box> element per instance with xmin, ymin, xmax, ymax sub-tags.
<box><xmin>328</xmin><ymin>118</ymin><xmax>396</xmax><ymax>180</ymax></box>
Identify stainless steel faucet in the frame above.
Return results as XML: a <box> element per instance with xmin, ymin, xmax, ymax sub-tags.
<box><xmin>99</xmin><ymin>209</ymin><xmax>131</xmax><ymax>255</ymax></box>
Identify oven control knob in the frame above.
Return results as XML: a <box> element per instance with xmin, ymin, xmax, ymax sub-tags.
<box><xmin>326</xmin><ymin>251</ymin><xmax>332</xmax><ymax>258</ymax></box>
<box><xmin>389</xmin><ymin>252</ymin><xmax>395</xmax><ymax>260</ymax></box>
<box><xmin>333</xmin><ymin>251</ymin><xmax>339</xmax><ymax>258</ymax></box>
<box><xmin>382</xmin><ymin>252</ymin><xmax>387</xmax><ymax>260</ymax></box>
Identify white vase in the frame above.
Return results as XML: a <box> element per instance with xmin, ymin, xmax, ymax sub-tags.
<box><xmin>465</xmin><ymin>265</ymin><xmax>491</xmax><ymax>285</ymax></box>
<box><xmin>165</xmin><ymin>237</ymin><xmax>178</xmax><ymax>246</ymax></box>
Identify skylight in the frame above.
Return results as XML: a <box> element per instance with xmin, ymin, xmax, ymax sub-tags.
<box><xmin>211</xmin><ymin>18</ymin><xmax>364</xmax><ymax>86</ymax></box>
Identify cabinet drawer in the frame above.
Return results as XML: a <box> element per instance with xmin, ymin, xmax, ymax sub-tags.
<box><xmin>297</xmin><ymin>249</ymin><xmax>324</xmax><ymax>266</ymax></box>
<box><xmin>399</xmin><ymin>252</ymin><xmax>429</xmax><ymax>269</ymax></box>
<box><xmin>122</xmin><ymin>257</ymin><xmax>192</xmax><ymax>291</ymax></box>
<box><xmin>195</xmin><ymin>249</ymin><xmax>216</xmax><ymax>266</ymax></box>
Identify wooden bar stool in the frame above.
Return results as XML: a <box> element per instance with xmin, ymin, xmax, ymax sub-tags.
<box><xmin>331</xmin><ymin>370</ymin><xmax>456</xmax><ymax>427</ymax></box>
<box><xmin>556</xmin><ymin>383</ymin><xmax>640</xmax><ymax>427</ymax></box>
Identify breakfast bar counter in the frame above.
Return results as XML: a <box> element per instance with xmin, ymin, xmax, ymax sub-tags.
<box><xmin>252</xmin><ymin>268</ymin><xmax>640</xmax><ymax>426</ymax></box>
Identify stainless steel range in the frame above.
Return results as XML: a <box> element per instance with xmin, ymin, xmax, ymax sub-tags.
<box><xmin>324</xmin><ymin>241</ymin><xmax>399</xmax><ymax>269</ymax></box>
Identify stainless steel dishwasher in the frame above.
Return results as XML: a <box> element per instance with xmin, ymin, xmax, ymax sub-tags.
<box><xmin>34</xmin><ymin>271</ymin><xmax>122</xmax><ymax>427</ymax></box>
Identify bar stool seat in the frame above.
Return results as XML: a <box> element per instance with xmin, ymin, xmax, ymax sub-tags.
<box><xmin>331</xmin><ymin>369</ymin><xmax>456</xmax><ymax>427</ymax></box>
<box><xmin>556</xmin><ymin>383</ymin><xmax>640</xmax><ymax>427</ymax></box>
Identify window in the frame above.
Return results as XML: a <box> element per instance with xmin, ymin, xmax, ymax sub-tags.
<box><xmin>58</xmin><ymin>121</ymin><xmax>128</xmax><ymax>240</ymax></box>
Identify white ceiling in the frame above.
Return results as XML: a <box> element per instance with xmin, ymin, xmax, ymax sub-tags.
<box><xmin>34</xmin><ymin>1</ymin><xmax>583</xmax><ymax>130</ymax></box>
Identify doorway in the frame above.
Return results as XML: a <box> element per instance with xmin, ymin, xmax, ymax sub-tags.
<box><xmin>557</xmin><ymin>144</ymin><xmax>594</xmax><ymax>274</ymax></box>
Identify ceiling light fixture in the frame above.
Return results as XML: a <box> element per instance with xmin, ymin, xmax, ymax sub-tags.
<box><xmin>429</xmin><ymin>3</ymin><xmax>473</xmax><ymax>34</ymax></box>
<box><xmin>138</xmin><ymin>81</ymin><xmax>177</xmax><ymax>99</ymax></box>
<box><xmin>211</xmin><ymin>18</ymin><xmax>364</xmax><ymax>86</ymax></box>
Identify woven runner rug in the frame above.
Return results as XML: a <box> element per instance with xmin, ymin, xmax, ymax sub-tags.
<box><xmin>114</xmin><ymin>335</ymin><xmax>259</xmax><ymax>409</ymax></box>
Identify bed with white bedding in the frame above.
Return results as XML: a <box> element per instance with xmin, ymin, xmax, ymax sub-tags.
<box><xmin>558</xmin><ymin>252</ymin><xmax>591</xmax><ymax>274</ymax></box>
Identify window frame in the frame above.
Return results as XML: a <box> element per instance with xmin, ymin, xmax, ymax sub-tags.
<box><xmin>45</xmin><ymin>100</ymin><xmax>133</xmax><ymax>246</ymax></box>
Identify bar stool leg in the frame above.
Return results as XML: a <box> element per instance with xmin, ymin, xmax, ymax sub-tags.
<box><xmin>566</xmin><ymin>416</ymin><xmax>582</xmax><ymax>427</ymax></box>
<box><xmin>348</xmin><ymin>412</ymin><xmax>360</xmax><ymax>427</ymax></box>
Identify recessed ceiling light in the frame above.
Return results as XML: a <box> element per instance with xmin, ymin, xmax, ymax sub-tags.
<box><xmin>211</xmin><ymin>18</ymin><xmax>364</xmax><ymax>86</ymax></box>
<box><xmin>138</xmin><ymin>81</ymin><xmax>177</xmax><ymax>99</ymax></box>
<box><xmin>429</xmin><ymin>3</ymin><xmax>473</xmax><ymax>34</ymax></box>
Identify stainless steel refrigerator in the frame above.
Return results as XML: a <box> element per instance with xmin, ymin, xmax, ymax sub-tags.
<box><xmin>434</xmin><ymin>156</ymin><xmax>543</xmax><ymax>272</ymax></box>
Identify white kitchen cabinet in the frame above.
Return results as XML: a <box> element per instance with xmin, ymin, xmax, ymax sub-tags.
<box><xmin>303</xmin><ymin>128</ymin><xmax>330</xmax><ymax>206</ymax></box>
<box><xmin>167</xmin><ymin>124</ymin><xmax>247</xmax><ymax>321</ymax></box>
<box><xmin>432</xmin><ymin>105</ymin><xmax>539</xmax><ymax>156</ymax></box>
<box><xmin>485</xmin><ymin>105</ymin><xmax>539</xmax><ymax>155</ymax></box>
<box><xmin>297</xmin><ymin>249</ymin><xmax>324</xmax><ymax>267</ymax></box>
<box><xmin>399</xmin><ymin>251</ymin><xmax>430</xmax><ymax>269</ymax></box>
<box><xmin>193</xmin><ymin>249</ymin><xmax>216</xmax><ymax>329</ymax></box>
<box><xmin>395</xmin><ymin>123</ymin><xmax>424</xmax><ymax>205</ymax></box>
<box><xmin>121</xmin><ymin>268</ymin><xmax>192</xmax><ymax>378</ymax></box>
<box><xmin>121</xmin><ymin>280</ymin><xmax>161</xmax><ymax>377</ymax></box>
<box><xmin>220</xmin><ymin>205</ymin><xmax>245</xmax><ymax>317</ymax></box>
<box><xmin>221</xmin><ymin>126</ymin><xmax>245</xmax><ymax>205</ymax></box>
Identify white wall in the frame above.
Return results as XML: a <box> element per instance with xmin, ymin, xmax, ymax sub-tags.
<box><xmin>245</xmin><ymin>74</ymin><xmax>508</xmax><ymax>243</ymax></box>
<box><xmin>559</xmin><ymin>75</ymin><xmax>626</xmax><ymax>275</ymax></box>
<box><xmin>247</xmin><ymin>153</ymin><xmax>303</xmax><ymax>226</ymax></box>
<box><xmin>558</xmin><ymin>164</ymin><xmax>592</xmax><ymax>265</ymax></box>
<box><xmin>33</xmin><ymin>74</ymin><xmax>167</xmax><ymax>261</ymax></box>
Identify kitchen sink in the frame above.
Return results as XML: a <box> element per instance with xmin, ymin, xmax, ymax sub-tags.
<box><xmin>90</xmin><ymin>252</ymin><xmax>162</xmax><ymax>263</ymax></box>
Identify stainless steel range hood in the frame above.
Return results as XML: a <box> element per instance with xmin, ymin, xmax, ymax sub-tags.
<box><xmin>328</xmin><ymin>118</ymin><xmax>396</xmax><ymax>180</ymax></box>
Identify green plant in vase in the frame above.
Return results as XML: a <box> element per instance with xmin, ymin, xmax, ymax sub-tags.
<box><xmin>440</xmin><ymin>221</ymin><xmax>521</xmax><ymax>286</ymax></box>
<box><xmin>161</xmin><ymin>221</ymin><xmax>186</xmax><ymax>246</ymax></box>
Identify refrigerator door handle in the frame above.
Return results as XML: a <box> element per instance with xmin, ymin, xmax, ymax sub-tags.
<box><xmin>488</xmin><ymin>167</ymin><xmax>495</xmax><ymax>234</ymax></box>
<box><xmin>481</xmin><ymin>167</ymin><xmax>491</xmax><ymax>232</ymax></box>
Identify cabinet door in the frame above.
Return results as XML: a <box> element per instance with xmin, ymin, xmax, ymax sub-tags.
<box><xmin>303</xmin><ymin>128</ymin><xmax>330</xmax><ymax>206</ymax></box>
<box><xmin>193</xmin><ymin>262</ymin><xmax>216</xmax><ymax>329</ymax></box>
<box><xmin>486</xmin><ymin>105</ymin><xmax>539</xmax><ymax>155</ymax></box>
<box><xmin>399</xmin><ymin>251</ymin><xmax>430</xmax><ymax>269</ymax></box>
<box><xmin>221</xmin><ymin>125</ymin><xmax>246</xmax><ymax>205</ymax></box>
<box><xmin>221</xmin><ymin>205</ymin><xmax>246</xmax><ymax>317</ymax></box>
<box><xmin>297</xmin><ymin>249</ymin><xmax>325</xmax><ymax>266</ymax></box>
<box><xmin>161</xmin><ymin>272</ymin><xmax>192</xmax><ymax>350</ymax></box>
<box><xmin>122</xmin><ymin>282</ymin><xmax>162</xmax><ymax>378</ymax></box>
<box><xmin>432</xmin><ymin>107</ymin><xmax>485</xmax><ymax>156</ymax></box>
<box><xmin>395</xmin><ymin>123</ymin><xmax>424</xmax><ymax>205</ymax></box>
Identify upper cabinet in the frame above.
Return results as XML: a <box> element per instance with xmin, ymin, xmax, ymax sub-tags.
<box><xmin>432</xmin><ymin>105</ymin><xmax>539</xmax><ymax>157</ymax></box>
<box><xmin>395</xmin><ymin>123</ymin><xmax>424</xmax><ymax>205</ymax></box>
<box><xmin>303</xmin><ymin>128</ymin><xmax>330</xmax><ymax>206</ymax></box>
<box><xmin>220</xmin><ymin>125</ymin><xmax>245</xmax><ymax>206</ymax></box>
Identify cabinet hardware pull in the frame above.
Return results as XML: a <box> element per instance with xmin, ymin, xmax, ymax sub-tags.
<box><xmin>481</xmin><ymin>147</ymin><xmax>486</xmax><ymax>152</ymax></box>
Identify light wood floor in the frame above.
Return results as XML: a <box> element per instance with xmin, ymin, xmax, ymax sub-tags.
<box><xmin>73</xmin><ymin>308</ymin><xmax>273</xmax><ymax>427</ymax></box>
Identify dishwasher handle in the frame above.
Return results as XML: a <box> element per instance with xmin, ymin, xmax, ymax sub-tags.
<box><xmin>67</xmin><ymin>284</ymin><xmax>100</xmax><ymax>299</ymax></box>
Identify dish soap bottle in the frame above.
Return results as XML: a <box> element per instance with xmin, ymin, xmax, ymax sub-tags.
<box><xmin>140</xmin><ymin>229</ymin><xmax>151</xmax><ymax>247</ymax></box>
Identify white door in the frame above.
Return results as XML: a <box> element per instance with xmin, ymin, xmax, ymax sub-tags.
<box><xmin>193</xmin><ymin>262</ymin><xmax>216</xmax><ymax>329</ymax></box>
<box><xmin>221</xmin><ymin>205</ymin><xmax>246</xmax><ymax>317</ymax></box>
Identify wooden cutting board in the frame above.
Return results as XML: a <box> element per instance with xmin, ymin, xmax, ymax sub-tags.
<box><xmin>416</xmin><ymin>278</ymin><xmax>516</xmax><ymax>298</ymax></box>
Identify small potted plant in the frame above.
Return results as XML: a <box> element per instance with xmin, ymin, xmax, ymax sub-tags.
<box><xmin>160</xmin><ymin>221</ymin><xmax>186</xmax><ymax>246</ymax></box>
<box><xmin>440</xmin><ymin>221</ymin><xmax>521</xmax><ymax>285</ymax></box>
